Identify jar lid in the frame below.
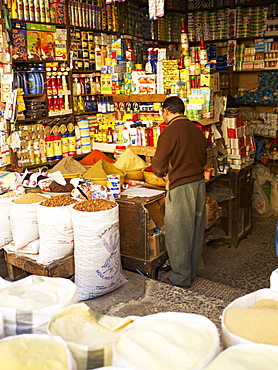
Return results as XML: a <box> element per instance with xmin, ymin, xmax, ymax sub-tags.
<box><xmin>115</xmin><ymin>145</ymin><xmax>126</xmax><ymax>149</ymax></box>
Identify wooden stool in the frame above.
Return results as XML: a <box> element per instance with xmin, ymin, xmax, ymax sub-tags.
<box><xmin>4</xmin><ymin>252</ymin><xmax>74</xmax><ymax>281</ymax></box>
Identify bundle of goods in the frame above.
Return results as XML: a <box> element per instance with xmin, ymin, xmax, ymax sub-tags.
<box><xmin>114</xmin><ymin>148</ymin><xmax>149</xmax><ymax>180</ymax></box>
<box><xmin>48</xmin><ymin>302</ymin><xmax>136</xmax><ymax>370</ymax></box>
<box><xmin>0</xmin><ymin>334</ymin><xmax>77</xmax><ymax>370</ymax></box>
<box><xmin>72</xmin><ymin>199</ymin><xmax>126</xmax><ymax>300</ymax></box>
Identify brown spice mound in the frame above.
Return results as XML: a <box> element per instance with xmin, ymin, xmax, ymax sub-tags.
<box><xmin>13</xmin><ymin>193</ymin><xmax>47</xmax><ymax>204</ymax></box>
<box><xmin>49</xmin><ymin>178</ymin><xmax>74</xmax><ymax>193</ymax></box>
<box><xmin>41</xmin><ymin>195</ymin><xmax>78</xmax><ymax>207</ymax></box>
<box><xmin>73</xmin><ymin>199</ymin><xmax>117</xmax><ymax>212</ymax></box>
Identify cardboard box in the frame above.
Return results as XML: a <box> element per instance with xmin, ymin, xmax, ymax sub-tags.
<box><xmin>26</xmin><ymin>23</ymin><xmax>42</xmax><ymax>60</ymax></box>
<box><xmin>12</xmin><ymin>22</ymin><xmax>28</xmax><ymax>60</ymax></box>
<box><xmin>149</xmin><ymin>230</ymin><xmax>166</xmax><ymax>257</ymax></box>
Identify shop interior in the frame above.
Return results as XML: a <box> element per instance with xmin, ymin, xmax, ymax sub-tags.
<box><xmin>0</xmin><ymin>0</ymin><xmax>278</xmax><ymax>368</ymax></box>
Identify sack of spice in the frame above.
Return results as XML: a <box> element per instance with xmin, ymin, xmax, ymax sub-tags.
<box><xmin>10</xmin><ymin>193</ymin><xmax>49</xmax><ymax>250</ymax></box>
<box><xmin>37</xmin><ymin>196</ymin><xmax>78</xmax><ymax>265</ymax></box>
<box><xmin>72</xmin><ymin>199</ymin><xmax>127</xmax><ymax>300</ymax></box>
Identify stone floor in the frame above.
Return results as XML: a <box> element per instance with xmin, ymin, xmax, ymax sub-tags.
<box><xmin>85</xmin><ymin>215</ymin><xmax>278</xmax><ymax>334</ymax></box>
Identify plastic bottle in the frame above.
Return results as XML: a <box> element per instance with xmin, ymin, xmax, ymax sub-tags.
<box><xmin>85</xmin><ymin>95</ymin><xmax>93</xmax><ymax>112</ymax></box>
<box><xmin>84</xmin><ymin>78</ymin><xmax>91</xmax><ymax>94</ymax></box>
<box><xmin>122</xmin><ymin>126</ymin><xmax>130</xmax><ymax>145</ymax></box>
<box><xmin>21</xmin><ymin>69</ymin><xmax>29</xmax><ymax>95</ymax></box>
<box><xmin>145</xmin><ymin>48</ymin><xmax>156</xmax><ymax>73</ymax></box>
<box><xmin>95</xmin><ymin>77</ymin><xmax>100</xmax><ymax>94</ymax></box>
<box><xmin>107</xmin><ymin>124</ymin><xmax>113</xmax><ymax>143</ymax></box>
<box><xmin>27</xmin><ymin>68</ymin><xmax>37</xmax><ymax>94</ymax></box>
<box><xmin>125</xmin><ymin>41</ymin><xmax>134</xmax><ymax>62</ymax></box>
<box><xmin>199</xmin><ymin>35</ymin><xmax>208</xmax><ymax>65</ymax></box>
<box><xmin>13</xmin><ymin>72</ymin><xmax>21</xmax><ymax>89</ymax></box>
<box><xmin>78</xmin><ymin>96</ymin><xmax>85</xmax><ymax>112</ymax></box>
<box><xmin>130</xmin><ymin>124</ymin><xmax>137</xmax><ymax>146</ymax></box>
<box><xmin>36</xmin><ymin>63</ymin><xmax>45</xmax><ymax>94</ymax></box>
<box><xmin>180</xmin><ymin>18</ymin><xmax>189</xmax><ymax>56</ymax></box>
<box><xmin>194</xmin><ymin>48</ymin><xmax>201</xmax><ymax>75</ymax></box>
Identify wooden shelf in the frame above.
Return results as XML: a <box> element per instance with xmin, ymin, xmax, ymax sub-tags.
<box><xmin>74</xmin><ymin>111</ymin><xmax>98</xmax><ymax>115</ymax></box>
<box><xmin>18</xmin><ymin>153</ymin><xmax>87</xmax><ymax>170</ymax></box>
<box><xmin>11</xmin><ymin>19</ymin><xmax>66</xmax><ymax>27</ymax></box>
<box><xmin>112</xmin><ymin>94</ymin><xmax>167</xmax><ymax>103</ymax></box>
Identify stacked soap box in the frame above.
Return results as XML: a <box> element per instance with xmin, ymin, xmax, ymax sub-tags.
<box><xmin>223</xmin><ymin>115</ymin><xmax>255</xmax><ymax>169</ymax></box>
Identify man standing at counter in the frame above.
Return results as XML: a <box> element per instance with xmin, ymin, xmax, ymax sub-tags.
<box><xmin>152</xmin><ymin>96</ymin><xmax>207</xmax><ymax>288</ymax></box>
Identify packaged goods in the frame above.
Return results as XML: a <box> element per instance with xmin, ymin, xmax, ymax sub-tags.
<box><xmin>113</xmin><ymin>312</ymin><xmax>220</xmax><ymax>369</ymax></box>
<box><xmin>0</xmin><ymin>334</ymin><xmax>77</xmax><ymax>370</ymax></box>
<box><xmin>40</xmin><ymin>195</ymin><xmax>78</xmax><ymax>207</ymax></box>
<box><xmin>222</xmin><ymin>289</ymin><xmax>278</xmax><ymax>347</ymax></box>
<box><xmin>48</xmin><ymin>303</ymin><xmax>136</xmax><ymax>370</ymax></box>
<box><xmin>72</xmin><ymin>202</ymin><xmax>126</xmax><ymax>300</ymax></box>
<box><xmin>0</xmin><ymin>275</ymin><xmax>78</xmax><ymax>335</ymax></box>
<box><xmin>10</xmin><ymin>193</ymin><xmax>48</xmax><ymax>250</ymax></box>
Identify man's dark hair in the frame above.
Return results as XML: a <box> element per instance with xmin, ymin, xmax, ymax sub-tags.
<box><xmin>162</xmin><ymin>97</ymin><xmax>185</xmax><ymax>114</ymax></box>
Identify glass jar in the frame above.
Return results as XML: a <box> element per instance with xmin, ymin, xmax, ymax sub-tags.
<box><xmin>268</xmin><ymin>139</ymin><xmax>278</xmax><ymax>162</ymax></box>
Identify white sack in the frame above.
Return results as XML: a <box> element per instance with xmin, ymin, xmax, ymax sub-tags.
<box><xmin>0</xmin><ymin>197</ymin><xmax>16</xmax><ymax>248</ymax></box>
<box><xmin>37</xmin><ymin>204</ymin><xmax>74</xmax><ymax>265</ymax></box>
<box><xmin>270</xmin><ymin>180</ymin><xmax>278</xmax><ymax>214</ymax></box>
<box><xmin>72</xmin><ymin>204</ymin><xmax>126</xmax><ymax>300</ymax></box>
<box><xmin>270</xmin><ymin>268</ymin><xmax>278</xmax><ymax>291</ymax></box>
<box><xmin>222</xmin><ymin>288</ymin><xmax>278</xmax><ymax>348</ymax></box>
<box><xmin>112</xmin><ymin>312</ymin><xmax>221</xmax><ymax>370</ymax></box>
<box><xmin>10</xmin><ymin>199</ymin><xmax>41</xmax><ymax>250</ymax></box>
<box><xmin>0</xmin><ymin>334</ymin><xmax>77</xmax><ymax>370</ymax></box>
<box><xmin>0</xmin><ymin>275</ymin><xmax>78</xmax><ymax>336</ymax></box>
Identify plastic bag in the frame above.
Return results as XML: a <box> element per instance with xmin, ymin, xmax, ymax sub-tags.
<box><xmin>206</xmin><ymin>182</ymin><xmax>235</xmax><ymax>203</ymax></box>
<box><xmin>252</xmin><ymin>164</ymin><xmax>272</xmax><ymax>186</ymax></box>
<box><xmin>252</xmin><ymin>180</ymin><xmax>275</xmax><ymax>217</ymax></box>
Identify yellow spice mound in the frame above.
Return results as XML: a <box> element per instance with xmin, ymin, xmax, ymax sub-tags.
<box><xmin>114</xmin><ymin>148</ymin><xmax>148</xmax><ymax>171</ymax></box>
<box><xmin>225</xmin><ymin>299</ymin><xmax>278</xmax><ymax>345</ymax></box>
<box><xmin>83</xmin><ymin>159</ymin><xmax>124</xmax><ymax>179</ymax></box>
<box><xmin>0</xmin><ymin>337</ymin><xmax>69</xmax><ymax>370</ymax></box>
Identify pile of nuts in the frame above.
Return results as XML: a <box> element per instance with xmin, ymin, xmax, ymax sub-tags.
<box><xmin>73</xmin><ymin>199</ymin><xmax>117</xmax><ymax>212</ymax></box>
<box><xmin>40</xmin><ymin>195</ymin><xmax>78</xmax><ymax>207</ymax></box>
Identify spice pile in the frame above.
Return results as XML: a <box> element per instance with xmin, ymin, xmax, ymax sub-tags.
<box><xmin>40</xmin><ymin>195</ymin><xmax>78</xmax><ymax>207</ymax></box>
<box><xmin>13</xmin><ymin>193</ymin><xmax>47</xmax><ymax>204</ymax></box>
<box><xmin>49</xmin><ymin>179</ymin><xmax>74</xmax><ymax>193</ymax></box>
<box><xmin>0</xmin><ymin>191</ymin><xmax>19</xmax><ymax>198</ymax></box>
<box><xmin>73</xmin><ymin>199</ymin><xmax>116</xmax><ymax>212</ymax></box>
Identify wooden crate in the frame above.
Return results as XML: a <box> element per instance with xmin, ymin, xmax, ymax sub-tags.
<box><xmin>0</xmin><ymin>250</ymin><xmax>7</xmax><ymax>278</ymax></box>
<box><xmin>4</xmin><ymin>252</ymin><xmax>74</xmax><ymax>281</ymax></box>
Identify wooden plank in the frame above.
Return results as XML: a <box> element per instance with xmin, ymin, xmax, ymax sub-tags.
<box><xmin>4</xmin><ymin>252</ymin><xmax>74</xmax><ymax>280</ymax></box>
<box><xmin>128</xmin><ymin>146</ymin><xmax>156</xmax><ymax>157</ymax></box>
<box><xmin>121</xmin><ymin>251</ymin><xmax>168</xmax><ymax>279</ymax></box>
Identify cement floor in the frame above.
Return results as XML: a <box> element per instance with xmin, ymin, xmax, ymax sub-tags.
<box><xmin>85</xmin><ymin>216</ymin><xmax>278</xmax><ymax>332</ymax></box>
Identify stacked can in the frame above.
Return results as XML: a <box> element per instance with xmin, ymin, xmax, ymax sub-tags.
<box><xmin>77</xmin><ymin>119</ymin><xmax>91</xmax><ymax>154</ymax></box>
<box><xmin>106</xmin><ymin>175</ymin><xmax>121</xmax><ymax>199</ymax></box>
<box><xmin>217</xmin><ymin>9</ymin><xmax>228</xmax><ymax>39</ymax></box>
<box><xmin>209</xmin><ymin>12</ymin><xmax>218</xmax><ymax>40</ymax></box>
<box><xmin>188</xmin><ymin>13</ymin><xmax>195</xmax><ymax>42</ymax></box>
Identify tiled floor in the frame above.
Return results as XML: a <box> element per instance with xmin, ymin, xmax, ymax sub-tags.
<box><xmin>198</xmin><ymin>215</ymin><xmax>278</xmax><ymax>292</ymax></box>
<box><xmin>86</xmin><ymin>215</ymin><xmax>278</xmax><ymax>332</ymax></box>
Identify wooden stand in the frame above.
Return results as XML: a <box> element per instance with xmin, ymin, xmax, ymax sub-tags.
<box><xmin>4</xmin><ymin>252</ymin><xmax>74</xmax><ymax>281</ymax></box>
